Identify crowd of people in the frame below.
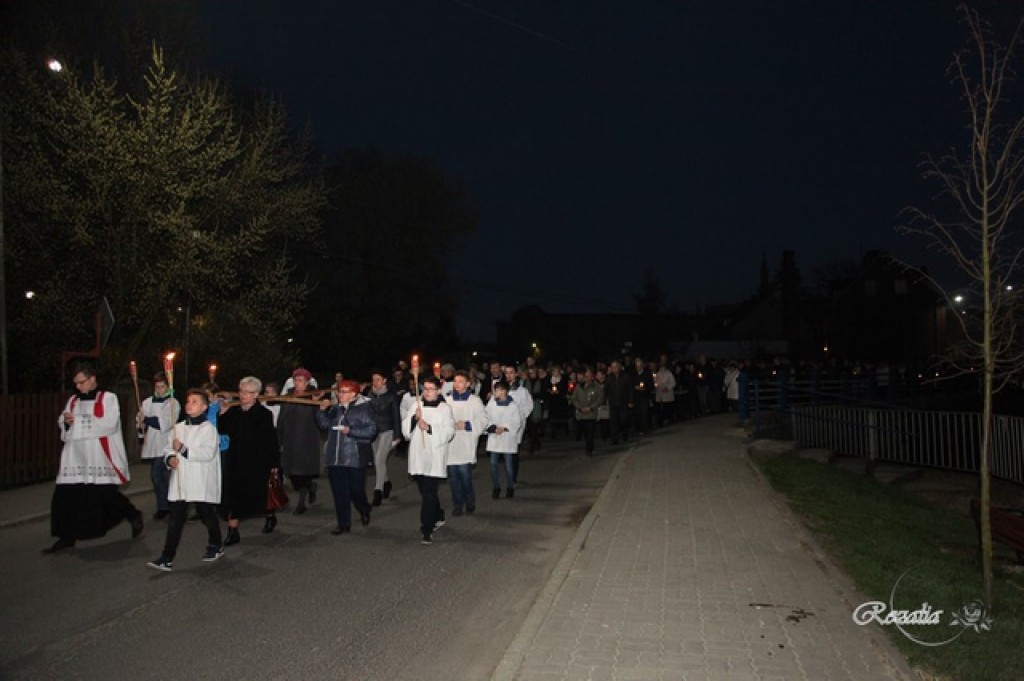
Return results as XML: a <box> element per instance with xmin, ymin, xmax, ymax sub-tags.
<box><xmin>46</xmin><ymin>352</ymin><xmax>751</xmax><ymax>566</ymax></box>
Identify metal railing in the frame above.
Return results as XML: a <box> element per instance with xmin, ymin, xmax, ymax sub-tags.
<box><xmin>745</xmin><ymin>377</ymin><xmax>1024</xmax><ymax>486</ymax></box>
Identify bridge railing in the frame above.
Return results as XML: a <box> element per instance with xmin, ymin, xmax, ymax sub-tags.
<box><xmin>746</xmin><ymin>377</ymin><xmax>1024</xmax><ymax>486</ymax></box>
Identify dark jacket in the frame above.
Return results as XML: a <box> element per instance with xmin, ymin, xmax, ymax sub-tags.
<box><xmin>218</xmin><ymin>403</ymin><xmax>280</xmax><ymax>519</ymax></box>
<box><xmin>632</xmin><ymin>369</ymin><xmax>654</xmax><ymax>397</ymax></box>
<box><xmin>603</xmin><ymin>372</ymin><xmax>632</xmax><ymax>408</ymax></box>
<box><xmin>365</xmin><ymin>387</ymin><xmax>401</xmax><ymax>435</ymax></box>
<box><xmin>276</xmin><ymin>401</ymin><xmax>322</xmax><ymax>476</ymax></box>
<box><xmin>316</xmin><ymin>396</ymin><xmax>378</xmax><ymax>468</ymax></box>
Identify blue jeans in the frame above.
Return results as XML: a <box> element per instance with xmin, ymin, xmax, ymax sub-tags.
<box><xmin>149</xmin><ymin>458</ymin><xmax>170</xmax><ymax>512</ymax></box>
<box><xmin>447</xmin><ymin>463</ymin><xmax>475</xmax><ymax>509</ymax></box>
<box><xmin>489</xmin><ymin>451</ymin><xmax>515</xmax><ymax>490</ymax></box>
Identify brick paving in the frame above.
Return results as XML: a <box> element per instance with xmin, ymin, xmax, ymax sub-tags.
<box><xmin>494</xmin><ymin>415</ymin><xmax>916</xmax><ymax>681</ymax></box>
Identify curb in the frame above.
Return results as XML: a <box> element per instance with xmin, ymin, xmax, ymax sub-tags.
<box><xmin>491</xmin><ymin>445</ymin><xmax>635</xmax><ymax>681</ymax></box>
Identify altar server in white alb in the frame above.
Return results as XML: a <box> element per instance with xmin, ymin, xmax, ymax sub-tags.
<box><xmin>447</xmin><ymin>370</ymin><xmax>488</xmax><ymax>516</ymax></box>
<box><xmin>485</xmin><ymin>379</ymin><xmax>523</xmax><ymax>500</ymax></box>
<box><xmin>44</xmin><ymin>362</ymin><xmax>144</xmax><ymax>554</ymax></box>
<box><xmin>402</xmin><ymin>376</ymin><xmax>455</xmax><ymax>545</ymax></box>
<box><xmin>137</xmin><ymin>371</ymin><xmax>180</xmax><ymax>520</ymax></box>
<box><xmin>147</xmin><ymin>389</ymin><xmax>224</xmax><ymax>572</ymax></box>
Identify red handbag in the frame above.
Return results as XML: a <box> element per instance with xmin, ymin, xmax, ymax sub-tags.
<box><xmin>267</xmin><ymin>468</ymin><xmax>289</xmax><ymax>511</ymax></box>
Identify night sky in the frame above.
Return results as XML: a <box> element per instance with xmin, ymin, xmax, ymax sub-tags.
<box><xmin>197</xmin><ymin>1</ymin><xmax>1001</xmax><ymax>341</ymax></box>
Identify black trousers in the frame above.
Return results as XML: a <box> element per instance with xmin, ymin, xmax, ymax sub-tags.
<box><xmin>579</xmin><ymin>420</ymin><xmax>597</xmax><ymax>454</ymax></box>
<box><xmin>163</xmin><ymin>500</ymin><xmax>222</xmax><ymax>559</ymax></box>
<box><xmin>414</xmin><ymin>475</ymin><xmax>444</xmax><ymax>537</ymax></box>
<box><xmin>327</xmin><ymin>466</ymin><xmax>370</xmax><ymax>529</ymax></box>
<box><xmin>608</xmin><ymin>405</ymin><xmax>630</xmax><ymax>443</ymax></box>
<box><xmin>632</xmin><ymin>397</ymin><xmax>649</xmax><ymax>433</ymax></box>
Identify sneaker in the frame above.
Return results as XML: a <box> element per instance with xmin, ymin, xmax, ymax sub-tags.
<box><xmin>421</xmin><ymin>534</ymin><xmax>433</xmax><ymax>545</ymax></box>
<box><xmin>434</xmin><ymin>518</ymin><xmax>446</xmax><ymax>531</ymax></box>
<box><xmin>466</xmin><ymin>504</ymin><xmax>476</xmax><ymax>514</ymax></box>
<box><xmin>452</xmin><ymin>506</ymin><xmax>464</xmax><ymax>517</ymax></box>
<box><xmin>201</xmin><ymin>545</ymin><xmax>225</xmax><ymax>562</ymax></box>
<box><xmin>147</xmin><ymin>556</ymin><xmax>173</xmax><ymax>572</ymax></box>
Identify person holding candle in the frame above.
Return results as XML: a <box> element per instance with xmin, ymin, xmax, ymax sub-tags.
<box><xmin>316</xmin><ymin>379</ymin><xmax>377</xmax><ymax>535</ymax></box>
<box><xmin>146</xmin><ymin>389</ymin><xmax>224</xmax><ymax>571</ymax></box>
<box><xmin>402</xmin><ymin>376</ymin><xmax>454</xmax><ymax>545</ymax></box>
<box><xmin>137</xmin><ymin>371</ymin><xmax>179</xmax><ymax>520</ymax></box>
<box><xmin>44</xmin><ymin>361</ymin><xmax>144</xmax><ymax>553</ymax></box>
<box><xmin>447</xmin><ymin>370</ymin><xmax>487</xmax><ymax>515</ymax></box>
<box><xmin>545</xmin><ymin>364</ymin><xmax>570</xmax><ymax>439</ymax></box>
<box><xmin>484</xmin><ymin>380</ymin><xmax>523</xmax><ymax>500</ymax></box>
<box><xmin>631</xmin><ymin>357</ymin><xmax>654</xmax><ymax>436</ymax></box>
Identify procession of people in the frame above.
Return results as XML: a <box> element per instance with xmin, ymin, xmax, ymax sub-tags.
<box><xmin>47</xmin><ymin>352</ymin><xmax>727</xmax><ymax>567</ymax></box>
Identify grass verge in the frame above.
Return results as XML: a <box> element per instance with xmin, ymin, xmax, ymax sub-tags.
<box><xmin>750</xmin><ymin>452</ymin><xmax>1024</xmax><ymax>681</ymax></box>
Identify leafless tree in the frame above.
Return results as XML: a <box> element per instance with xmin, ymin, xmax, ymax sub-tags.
<box><xmin>902</xmin><ymin>6</ymin><xmax>1024</xmax><ymax>606</ymax></box>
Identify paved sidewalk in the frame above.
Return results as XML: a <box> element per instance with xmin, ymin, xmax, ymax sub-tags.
<box><xmin>494</xmin><ymin>414</ymin><xmax>916</xmax><ymax>681</ymax></box>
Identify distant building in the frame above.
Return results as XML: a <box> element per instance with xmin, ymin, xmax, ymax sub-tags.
<box><xmin>495</xmin><ymin>250</ymin><xmax>958</xmax><ymax>365</ymax></box>
<box><xmin>822</xmin><ymin>251</ymin><xmax>954</xmax><ymax>362</ymax></box>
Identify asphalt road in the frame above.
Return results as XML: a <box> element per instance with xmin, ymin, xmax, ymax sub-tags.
<box><xmin>0</xmin><ymin>435</ymin><xmax>621</xmax><ymax>680</ymax></box>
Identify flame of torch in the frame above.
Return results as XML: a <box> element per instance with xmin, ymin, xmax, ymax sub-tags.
<box><xmin>163</xmin><ymin>353</ymin><xmax>176</xmax><ymax>397</ymax></box>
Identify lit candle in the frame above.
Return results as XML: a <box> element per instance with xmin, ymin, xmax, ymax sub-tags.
<box><xmin>208</xmin><ymin>363</ymin><xmax>218</xmax><ymax>383</ymax></box>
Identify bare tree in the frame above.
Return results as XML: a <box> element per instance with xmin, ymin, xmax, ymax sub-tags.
<box><xmin>902</xmin><ymin>6</ymin><xmax>1024</xmax><ymax>606</ymax></box>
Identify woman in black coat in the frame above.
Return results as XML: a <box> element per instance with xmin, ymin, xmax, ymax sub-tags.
<box><xmin>218</xmin><ymin>376</ymin><xmax>281</xmax><ymax>544</ymax></box>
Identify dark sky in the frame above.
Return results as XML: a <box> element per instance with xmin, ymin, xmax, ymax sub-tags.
<box><xmin>197</xmin><ymin>1</ymin><xmax>997</xmax><ymax>341</ymax></box>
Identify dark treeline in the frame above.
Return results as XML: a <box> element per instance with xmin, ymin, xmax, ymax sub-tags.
<box><xmin>0</xmin><ymin>1</ymin><xmax>477</xmax><ymax>391</ymax></box>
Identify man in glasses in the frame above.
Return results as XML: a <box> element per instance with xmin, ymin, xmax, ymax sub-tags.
<box><xmin>45</xmin><ymin>361</ymin><xmax>144</xmax><ymax>553</ymax></box>
<box><xmin>402</xmin><ymin>376</ymin><xmax>455</xmax><ymax>545</ymax></box>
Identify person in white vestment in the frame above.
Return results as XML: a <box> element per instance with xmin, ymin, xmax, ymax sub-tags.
<box><xmin>44</xmin><ymin>362</ymin><xmax>143</xmax><ymax>554</ymax></box>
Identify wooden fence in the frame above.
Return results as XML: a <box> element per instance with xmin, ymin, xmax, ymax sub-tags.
<box><xmin>1</xmin><ymin>386</ymin><xmax>145</xmax><ymax>488</ymax></box>
<box><xmin>0</xmin><ymin>393</ymin><xmax>63</xmax><ymax>488</ymax></box>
